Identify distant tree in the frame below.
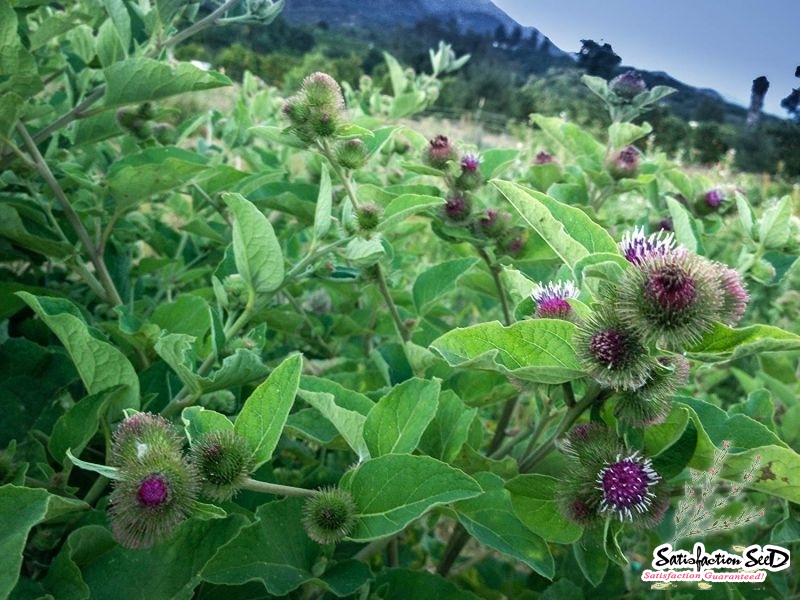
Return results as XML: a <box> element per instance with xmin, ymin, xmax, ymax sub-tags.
<box><xmin>692</xmin><ymin>97</ymin><xmax>725</xmax><ymax>123</ymax></box>
<box><xmin>577</xmin><ymin>39</ymin><xmax>621</xmax><ymax>79</ymax></box>
<box><xmin>781</xmin><ymin>88</ymin><xmax>800</xmax><ymax>121</ymax></box>
<box><xmin>746</xmin><ymin>75</ymin><xmax>769</xmax><ymax>127</ymax></box>
<box><xmin>509</xmin><ymin>26</ymin><xmax>522</xmax><ymax>47</ymax></box>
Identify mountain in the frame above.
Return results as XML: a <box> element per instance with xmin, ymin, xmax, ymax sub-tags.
<box><xmin>281</xmin><ymin>0</ymin><xmax>570</xmax><ymax>58</ymax></box>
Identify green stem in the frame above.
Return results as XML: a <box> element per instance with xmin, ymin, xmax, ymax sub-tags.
<box><xmin>374</xmin><ymin>263</ymin><xmax>411</xmax><ymax>343</ymax></box>
<box><xmin>284</xmin><ymin>237</ymin><xmax>351</xmax><ymax>282</ymax></box>
<box><xmin>83</xmin><ymin>475</ymin><xmax>109</xmax><ymax>506</ymax></box>
<box><xmin>240</xmin><ymin>477</ymin><xmax>319</xmax><ymax>498</ymax></box>
<box><xmin>353</xmin><ymin>536</ymin><xmax>394</xmax><ymax>562</ymax></box>
<box><xmin>437</xmin><ymin>523</ymin><xmax>471</xmax><ymax>576</ymax></box>
<box><xmin>159</xmin><ymin>0</ymin><xmax>241</xmax><ymax>51</ymax></box>
<box><xmin>16</xmin><ymin>122</ymin><xmax>123</xmax><ymax>306</ymax></box>
<box><xmin>318</xmin><ymin>139</ymin><xmax>361</xmax><ymax>211</ymax></box>
<box><xmin>476</xmin><ymin>245</ymin><xmax>511</xmax><ymax>326</ymax></box>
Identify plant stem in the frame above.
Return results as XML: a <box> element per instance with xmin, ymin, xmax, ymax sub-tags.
<box><xmin>240</xmin><ymin>477</ymin><xmax>319</xmax><ymax>498</ymax></box>
<box><xmin>353</xmin><ymin>536</ymin><xmax>394</xmax><ymax>562</ymax></box>
<box><xmin>83</xmin><ymin>475</ymin><xmax>109</xmax><ymax>506</ymax></box>
<box><xmin>318</xmin><ymin>139</ymin><xmax>361</xmax><ymax>211</ymax></box>
<box><xmin>374</xmin><ymin>263</ymin><xmax>411</xmax><ymax>342</ymax></box>
<box><xmin>16</xmin><ymin>122</ymin><xmax>123</xmax><ymax>306</ymax></box>
<box><xmin>437</xmin><ymin>523</ymin><xmax>471</xmax><ymax>576</ymax></box>
<box><xmin>475</xmin><ymin>245</ymin><xmax>511</xmax><ymax>326</ymax></box>
<box><xmin>159</xmin><ymin>0</ymin><xmax>241</xmax><ymax>51</ymax></box>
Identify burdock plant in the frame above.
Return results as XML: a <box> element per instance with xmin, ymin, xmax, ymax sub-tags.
<box><xmin>189</xmin><ymin>429</ymin><xmax>255</xmax><ymax>502</ymax></box>
<box><xmin>302</xmin><ymin>487</ymin><xmax>358</xmax><ymax>544</ymax></box>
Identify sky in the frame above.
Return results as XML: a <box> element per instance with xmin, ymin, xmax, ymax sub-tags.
<box><xmin>491</xmin><ymin>0</ymin><xmax>799</xmax><ymax>118</ymax></box>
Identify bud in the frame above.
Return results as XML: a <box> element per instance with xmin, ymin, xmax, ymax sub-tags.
<box><xmin>498</xmin><ymin>228</ymin><xmax>527</xmax><ymax>258</ymax></box>
<box><xmin>442</xmin><ymin>194</ymin><xmax>472</xmax><ymax>223</ymax></box>
<box><xmin>531</xmin><ymin>280</ymin><xmax>579</xmax><ymax>320</ymax></box>
<box><xmin>616</xmin><ymin>252</ymin><xmax>722</xmax><ymax>349</ymax></box>
<box><xmin>534</xmin><ymin>150</ymin><xmax>556</xmax><ymax>164</ymax></box>
<box><xmin>108</xmin><ymin>450</ymin><xmax>199</xmax><ymax>548</ymax></box>
<box><xmin>334</xmin><ymin>139</ymin><xmax>369</xmax><ymax>170</ymax></box>
<box><xmin>609</xmin><ymin>70</ymin><xmax>647</xmax><ymax>101</ymax></box>
<box><xmin>356</xmin><ymin>202</ymin><xmax>382</xmax><ymax>233</ymax></box>
<box><xmin>607</xmin><ymin>145</ymin><xmax>640</xmax><ymax>179</ymax></box>
<box><xmin>282</xmin><ymin>72</ymin><xmax>346</xmax><ymax>143</ymax></box>
<box><xmin>614</xmin><ymin>355</ymin><xmax>690</xmax><ymax>427</ymax></box>
<box><xmin>473</xmin><ymin>208</ymin><xmax>511</xmax><ymax>239</ymax></box>
<box><xmin>302</xmin><ymin>487</ymin><xmax>358</xmax><ymax>544</ymax></box>
<box><xmin>153</xmin><ymin>123</ymin><xmax>176</xmax><ymax>145</ymax></box>
<box><xmin>574</xmin><ymin>307</ymin><xmax>656</xmax><ymax>390</ymax></box>
<box><xmin>454</xmin><ymin>152</ymin><xmax>483</xmax><ymax>190</ymax></box>
<box><xmin>301</xmin><ymin>72</ymin><xmax>345</xmax><ymax>112</ymax></box>
<box><xmin>189</xmin><ymin>429</ymin><xmax>254</xmax><ymax>502</ymax></box>
<box><xmin>424</xmin><ymin>135</ymin><xmax>457</xmax><ymax>169</ymax></box>
<box><xmin>110</xmin><ymin>413</ymin><xmax>184</xmax><ymax>468</ymax></box>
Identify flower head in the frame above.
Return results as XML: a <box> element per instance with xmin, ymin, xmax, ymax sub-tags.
<box><xmin>442</xmin><ymin>194</ymin><xmax>472</xmax><ymax>222</ymax></box>
<box><xmin>597</xmin><ymin>452</ymin><xmax>661</xmax><ymax>522</ymax></box>
<box><xmin>189</xmin><ymin>429</ymin><xmax>254</xmax><ymax>502</ymax></box>
<box><xmin>607</xmin><ymin>145</ymin><xmax>640</xmax><ymax>179</ymax></box>
<box><xmin>425</xmin><ymin>135</ymin><xmax>457</xmax><ymax>169</ymax></box>
<box><xmin>110</xmin><ymin>412</ymin><xmax>184</xmax><ymax>468</ymax></box>
<box><xmin>455</xmin><ymin>152</ymin><xmax>483</xmax><ymax>190</ymax></box>
<box><xmin>704</xmin><ymin>188</ymin><xmax>724</xmax><ymax>209</ymax></box>
<box><xmin>335</xmin><ymin>139</ymin><xmax>368</xmax><ymax>170</ymax></box>
<box><xmin>108</xmin><ymin>455</ymin><xmax>199</xmax><ymax>549</ymax></box>
<box><xmin>531</xmin><ymin>280</ymin><xmax>579</xmax><ymax>320</ymax></box>
<box><xmin>282</xmin><ymin>72</ymin><xmax>345</xmax><ymax>143</ymax></box>
<box><xmin>302</xmin><ymin>487</ymin><xmax>358</xmax><ymax>544</ymax></box>
<box><xmin>616</xmin><ymin>252</ymin><xmax>722</xmax><ymax>349</ymax></box>
<box><xmin>534</xmin><ymin>150</ymin><xmax>556</xmax><ymax>164</ymax></box>
<box><xmin>473</xmin><ymin>208</ymin><xmax>511</xmax><ymax>239</ymax></box>
<box><xmin>715</xmin><ymin>263</ymin><xmax>749</xmax><ymax>326</ymax></box>
<box><xmin>574</xmin><ymin>308</ymin><xmax>656</xmax><ymax>390</ymax></box>
<box><xmin>619</xmin><ymin>226</ymin><xmax>679</xmax><ymax>266</ymax></box>
<box><xmin>609</xmin><ymin>70</ymin><xmax>648</xmax><ymax>101</ymax></box>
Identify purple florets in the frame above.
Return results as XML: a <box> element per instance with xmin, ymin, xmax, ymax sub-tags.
<box><xmin>597</xmin><ymin>452</ymin><xmax>661</xmax><ymax>521</ymax></box>
<box><xmin>532</xmin><ymin>280</ymin><xmax>579</xmax><ymax>320</ymax></box>
<box><xmin>619</xmin><ymin>226</ymin><xmax>679</xmax><ymax>266</ymax></box>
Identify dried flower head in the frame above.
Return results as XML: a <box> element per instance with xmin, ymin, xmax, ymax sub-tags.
<box><xmin>302</xmin><ymin>487</ymin><xmax>358</xmax><ymax>544</ymax></box>
<box><xmin>531</xmin><ymin>280</ymin><xmax>579</xmax><ymax>320</ymax></box>
<box><xmin>189</xmin><ymin>429</ymin><xmax>254</xmax><ymax>502</ymax></box>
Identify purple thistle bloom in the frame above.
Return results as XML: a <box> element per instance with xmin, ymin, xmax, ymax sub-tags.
<box><xmin>608</xmin><ymin>145</ymin><xmax>640</xmax><ymax>179</ymax></box>
<box><xmin>137</xmin><ymin>474</ymin><xmax>170</xmax><ymax>507</ymax></box>
<box><xmin>609</xmin><ymin>70</ymin><xmax>648</xmax><ymax>101</ymax></box>
<box><xmin>704</xmin><ymin>188</ymin><xmax>725</xmax><ymax>208</ymax></box>
<box><xmin>532</xmin><ymin>280</ymin><xmax>579</xmax><ymax>320</ymax></box>
<box><xmin>597</xmin><ymin>452</ymin><xmax>661</xmax><ymax>521</ymax></box>
<box><xmin>442</xmin><ymin>195</ymin><xmax>471</xmax><ymax>222</ymax></box>
<box><xmin>716</xmin><ymin>264</ymin><xmax>749</xmax><ymax>326</ymax></box>
<box><xmin>425</xmin><ymin>135</ymin><xmax>457</xmax><ymax>168</ymax></box>
<box><xmin>534</xmin><ymin>151</ymin><xmax>555</xmax><ymax>164</ymax></box>
<box><xmin>619</xmin><ymin>226</ymin><xmax>679</xmax><ymax>266</ymax></box>
<box><xmin>460</xmin><ymin>152</ymin><xmax>481</xmax><ymax>172</ymax></box>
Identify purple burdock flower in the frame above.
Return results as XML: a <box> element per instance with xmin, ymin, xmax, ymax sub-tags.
<box><xmin>575</xmin><ymin>309</ymin><xmax>656</xmax><ymax>390</ymax></box>
<box><xmin>704</xmin><ymin>188</ymin><xmax>724</xmax><ymax>208</ymax></box>
<box><xmin>532</xmin><ymin>280</ymin><xmax>579</xmax><ymax>320</ymax></box>
<box><xmin>137</xmin><ymin>474</ymin><xmax>170</xmax><ymax>507</ymax></box>
<box><xmin>597</xmin><ymin>452</ymin><xmax>661</xmax><ymax>521</ymax></box>
<box><xmin>716</xmin><ymin>264</ymin><xmax>749</xmax><ymax>326</ymax></box>
<box><xmin>460</xmin><ymin>152</ymin><xmax>481</xmax><ymax>172</ymax></box>
<box><xmin>618</xmin><ymin>226</ymin><xmax>679</xmax><ymax>266</ymax></box>
<box><xmin>534</xmin><ymin>150</ymin><xmax>555</xmax><ymax>164</ymax></box>
<box><xmin>455</xmin><ymin>152</ymin><xmax>483</xmax><ymax>190</ymax></box>
<box><xmin>425</xmin><ymin>134</ymin><xmax>457</xmax><ymax>169</ymax></box>
<box><xmin>617</xmin><ymin>253</ymin><xmax>722</xmax><ymax>349</ymax></box>
<box><xmin>609</xmin><ymin>70</ymin><xmax>648</xmax><ymax>101</ymax></box>
<box><xmin>607</xmin><ymin>145</ymin><xmax>640</xmax><ymax>179</ymax></box>
<box><xmin>474</xmin><ymin>208</ymin><xmax>511</xmax><ymax>239</ymax></box>
<box><xmin>442</xmin><ymin>195</ymin><xmax>471</xmax><ymax>222</ymax></box>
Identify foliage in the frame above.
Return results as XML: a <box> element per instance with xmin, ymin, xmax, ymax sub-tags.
<box><xmin>1</xmin><ymin>2</ymin><xmax>800</xmax><ymax>599</ymax></box>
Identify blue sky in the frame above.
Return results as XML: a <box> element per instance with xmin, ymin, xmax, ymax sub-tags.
<box><xmin>492</xmin><ymin>0</ymin><xmax>798</xmax><ymax>118</ymax></box>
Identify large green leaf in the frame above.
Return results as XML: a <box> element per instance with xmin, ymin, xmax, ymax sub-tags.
<box><xmin>686</xmin><ymin>323</ymin><xmax>800</xmax><ymax>363</ymax></box>
<box><xmin>456</xmin><ymin>473</ymin><xmax>555</xmax><ymax>578</ymax></box>
<box><xmin>181</xmin><ymin>406</ymin><xmax>233</xmax><ymax>445</ymax></box>
<box><xmin>0</xmin><ymin>485</ymin><xmax>87</xmax><ymax>599</ymax></box>
<box><xmin>363</xmin><ymin>378</ymin><xmax>439</xmax><ymax>457</ymax></box>
<box><xmin>103</xmin><ymin>57</ymin><xmax>231</xmax><ymax>107</ymax></box>
<box><xmin>418</xmin><ymin>390</ymin><xmax>477</xmax><ymax>462</ymax></box>
<box><xmin>505</xmin><ymin>474</ymin><xmax>583</xmax><ymax>544</ymax></box>
<box><xmin>372</xmin><ymin>569</ymin><xmax>481</xmax><ymax>600</ymax></box>
<box><xmin>493</xmin><ymin>180</ymin><xmax>619</xmax><ymax>271</ymax></box>
<box><xmin>377</xmin><ymin>194</ymin><xmax>442</xmax><ymax>231</ymax></box>
<box><xmin>234</xmin><ymin>354</ymin><xmax>301</xmax><ymax>469</ymax></box>
<box><xmin>202</xmin><ymin>499</ymin><xmax>372</xmax><ymax>597</ymax></box>
<box><xmin>412</xmin><ymin>257</ymin><xmax>478</xmax><ymax>315</ymax></box>
<box><xmin>722</xmin><ymin>446</ymin><xmax>800</xmax><ymax>504</ymax></box>
<box><xmin>48</xmin><ymin>387</ymin><xmax>121</xmax><ymax>464</ymax></box>
<box><xmin>341</xmin><ymin>454</ymin><xmax>482</xmax><ymax>541</ymax></box>
<box><xmin>17</xmin><ymin>293</ymin><xmax>139</xmax><ymax>417</ymax></box>
<box><xmin>299</xmin><ymin>389</ymin><xmax>369</xmax><ymax>461</ymax></box>
<box><xmin>0</xmin><ymin>204</ymin><xmax>72</xmax><ymax>258</ymax></box>
<box><xmin>223</xmin><ymin>192</ymin><xmax>285</xmax><ymax>294</ymax></box>
<box><xmin>106</xmin><ymin>147</ymin><xmax>209</xmax><ymax>209</ymax></box>
<box><xmin>530</xmin><ymin>114</ymin><xmax>605</xmax><ymax>164</ymax></box>
<box><xmin>430</xmin><ymin>319</ymin><xmax>583</xmax><ymax>384</ymax></box>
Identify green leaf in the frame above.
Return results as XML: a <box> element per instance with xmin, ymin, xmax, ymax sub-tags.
<box><xmin>686</xmin><ymin>323</ymin><xmax>800</xmax><ymax>363</ymax></box>
<box><xmin>608</xmin><ymin>121</ymin><xmax>652</xmax><ymax>149</ymax></box>
<box><xmin>456</xmin><ymin>473</ymin><xmax>555</xmax><ymax>578</ymax></box>
<box><xmin>758</xmin><ymin>196</ymin><xmax>792</xmax><ymax>249</ymax></box>
<box><xmin>0</xmin><ymin>486</ymin><xmax>87</xmax><ymax>599</ymax></box>
<box><xmin>234</xmin><ymin>353</ymin><xmax>301</xmax><ymax>469</ymax></box>
<box><xmin>531</xmin><ymin>114</ymin><xmax>605</xmax><ymax>164</ymax></box>
<box><xmin>17</xmin><ymin>293</ymin><xmax>140</xmax><ymax>417</ymax></box>
<box><xmin>341</xmin><ymin>454</ymin><xmax>482</xmax><ymax>541</ymax></box>
<box><xmin>505</xmin><ymin>474</ymin><xmax>583</xmax><ymax>544</ymax></box>
<box><xmin>722</xmin><ymin>446</ymin><xmax>800</xmax><ymax>503</ymax></box>
<box><xmin>373</xmin><ymin>568</ymin><xmax>481</xmax><ymax>600</ymax></box>
<box><xmin>666</xmin><ymin>196</ymin><xmax>703</xmax><ymax>254</ymax></box>
<box><xmin>65</xmin><ymin>448</ymin><xmax>123</xmax><ymax>480</ymax></box>
<box><xmin>103</xmin><ymin>57</ymin><xmax>231</xmax><ymax>107</ymax></box>
<box><xmin>378</xmin><ymin>193</ymin><xmax>442</xmax><ymax>231</ymax></box>
<box><xmin>151</xmin><ymin>295</ymin><xmax>211</xmax><ymax>339</ymax></box>
<box><xmin>418</xmin><ymin>390</ymin><xmax>477</xmax><ymax>462</ymax></box>
<box><xmin>223</xmin><ymin>192</ymin><xmax>285</xmax><ymax>294</ymax></box>
<box><xmin>96</xmin><ymin>18</ymin><xmax>126</xmax><ymax>68</ymax></box>
<box><xmin>430</xmin><ymin>319</ymin><xmax>584</xmax><ymax>384</ymax></box>
<box><xmin>181</xmin><ymin>406</ymin><xmax>233</xmax><ymax>445</ymax></box>
<box><xmin>299</xmin><ymin>390</ymin><xmax>369</xmax><ymax>461</ymax></box>
<box><xmin>0</xmin><ymin>204</ymin><xmax>72</xmax><ymax>258</ymax></box>
<box><xmin>49</xmin><ymin>387</ymin><xmax>122</xmax><ymax>464</ymax></box>
<box><xmin>493</xmin><ymin>180</ymin><xmax>619</xmax><ymax>271</ymax></box>
<box><xmin>0</xmin><ymin>0</ymin><xmax>42</xmax><ymax>108</ymax></box>
<box><xmin>412</xmin><ymin>257</ymin><xmax>478</xmax><ymax>315</ymax></box>
<box><xmin>363</xmin><ymin>378</ymin><xmax>440</xmax><ymax>456</ymax></box>
<box><xmin>573</xmin><ymin>526</ymin><xmax>608</xmax><ymax>587</ymax></box>
<box><xmin>107</xmin><ymin>147</ymin><xmax>209</xmax><ymax>209</ymax></box>
<box><xmin>314</xmin><ymin>163</ymin><xmax>332</xmax><ymax>240</ymax></box>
